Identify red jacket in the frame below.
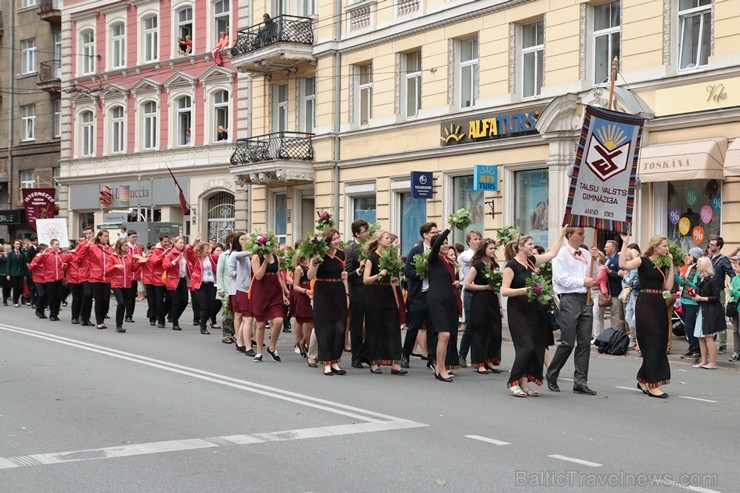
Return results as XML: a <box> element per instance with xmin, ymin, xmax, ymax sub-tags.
<box><xmin>128</xmin><ymin>243</ymin><xmax>144</xmax><ymax>280</ymax></box>
<box><xmin>77</xmin><ymin>241</ymin><xmax>117</xmax><ymax>283</ymax></box>
<box><xmin>184</xmin><ymin>245</ymin><xmax>219</xmax><ymax>290</ymax></box>
<box><xmin>28</xmin><ymin>253</ymin><xmax>49</xmax><ymax>283</ymax></box>
<box><xmin>65</xmin><ymin>249</ymin><xmax>83</xmax><ymax>284</ymax></box>
<box><xmin>29</xmin><ymin>250</ymin><xmax>67</xmax><ymax>283</ymax></box>
<box><xmin>147</xmin><ymin>245</ymin><xmax>167</xmax><ymax>287</ymax></box>
<box><xmin>163</xmin><ymin>247</ymin><xmax>188</xmax><ymax>290</ymax></box>
<box><xmin>110</xmin><ymin>254</ymin><xmax>140</xmax><ymax>289</ymax></box>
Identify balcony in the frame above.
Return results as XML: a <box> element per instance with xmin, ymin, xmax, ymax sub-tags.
<box><xmin>38</xmin><ymin>0</ymin><xmax>61</xmax><ymax>23</ymax></box>
<box><xmin>37</xmin><ymin>60</ymin><xmax>61</xmax><ymax>92</ymax></box>
<box><xmin>230</xmin><ymin>15</ymin><xmax>315</xmax><ymax>74</ymax></box>
<box><xmin>230</xmin><ymin>132</ymin><xmax>314</xmax><ymax>184</ymax></box>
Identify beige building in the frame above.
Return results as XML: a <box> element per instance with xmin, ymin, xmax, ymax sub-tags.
<box><xmin>228</xmin><ymin>0</ymin><xmax>740</xmax><ymax>253</ymax></box>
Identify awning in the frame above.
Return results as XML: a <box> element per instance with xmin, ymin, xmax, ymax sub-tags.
<box><xmin>724</xmin><ymin>138</ymin><xmax>740</xmax><ymax>176</ymax></box>
<box><xmin>638</xmin><ymin>137</ymin><xmax>727</xmax><ymax>182</ymax></box>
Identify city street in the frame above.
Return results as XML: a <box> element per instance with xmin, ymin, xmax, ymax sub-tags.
<box><xmin>1</xmin><ymin>305</ymin><xmax>738</xmax><ymax>493</ymax></box>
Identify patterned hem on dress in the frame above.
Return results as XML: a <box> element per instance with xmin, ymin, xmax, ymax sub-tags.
<box><xmin>508</xmin><ymin>374</ymin><xmax>542</xmax><ymax>388</ymax></box>
<box><xmin>639</xmin><ymin>378</ymin><xmax>670</xmax><ymax>389</ymax></box>
<box><xmin>319</xmin><ymin>359</ymin><xmax>341</xmax><ymax>365</ymax></box>
<box><xmin>373</xmin><ymin>359</ymin><xmax>400</xmax><ymax>366</ymax></box>
<box><xmin>472</xmin><ymin>358</ymin><xmax>501</xmax><ymax>368</ymax></box>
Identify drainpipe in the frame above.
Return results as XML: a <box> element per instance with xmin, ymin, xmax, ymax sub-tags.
<box><xmin>7</xmin><ymin>0</ymin><xmax>15</xmax><ymax>209</ymax></box>
<box><xmin>246</xmin><ymin>0</ymin><xmax>253</xmax><ymax>234</ymax></box>
<box><xmin>333</xmin><ymin>0</ymin><xmax>341</xmax><ymax>221</ymax></box>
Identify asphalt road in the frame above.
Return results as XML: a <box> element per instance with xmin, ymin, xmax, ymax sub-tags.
<box><xmin>1</xmin><ymin>303</ymin><xmax>738</xmax><ymax>492</ymax></box>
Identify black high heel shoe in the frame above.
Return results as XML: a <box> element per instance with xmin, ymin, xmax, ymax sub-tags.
<box><xmin>435</xmin><ymin>373</ymin><xmax>453</xmax><ymax>383</ymax></box>
<box><xmin>391</xmin><ymin>368</ymin><xmax>408</xmax><ymax>375</ymax></box>
<box><xmin>636</xmin><ymin>383</ymin><xmax>649</xmax><ymax>395</ymax></box>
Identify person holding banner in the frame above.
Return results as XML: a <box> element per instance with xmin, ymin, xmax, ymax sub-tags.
<box><xmin>618</xmin><ymin>234</ymin><xmax>673</xmax><ymax>398</ymax></box>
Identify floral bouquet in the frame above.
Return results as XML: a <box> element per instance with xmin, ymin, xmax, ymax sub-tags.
<box><xmin>655</xmin><ymin>242</ymin><xmax>687</xmax><ymax>269</ymax></box>
<box><xmin>377</xmin><ymin>244</ymin><xmax>405</xmax><ymax>281</ymax></box>
<box><xmin>524</xmin><ymin>273</ymin><xmax>554</xmax><ymax>305</ymax></box>
<box><xmin>412</xmin><ymin>250</ymin><xmax>430</xmax><ymax>280</ymax></box>
<box><xmin>277</xmin><ymin>246</ymin><xmax>296</xmax><ymax>273</ymax></box>
<box><xmin>448</xmin><ymin>208</ymin><xmax>472</xmax><ymax>231</ymax></box>
<box><xmin>358</xmin><ymin>222</ymin><xmax>382</xmax><ymax>262</ymax></box>
<box><xmin>298</xmin><ymin>233</ymin><xmax>329</xmax><ymax>265</ymax></box>
<box><xmin>496</xmin><ymin>225</ymin><xmax>519</xmax><ymax>246</ymax></box>
<box><xmin>244</xmin><ymin>231</ymin><xmax>278</xmax><ymax>258</ymax></box>
<box><xmin>538</xmin><ymin>261</ymin><xmax>553</xmax><ymax>284</ymax></box>
<box><xmin>222</xmin><ymin>297</ymin><xmax>233</xmax><ymax>318</ymax></box>
<box><xmin>483</xmin><ymin>263</ymin><xmax>502</xmax><ymax>290</ymax></box>
<box><xmin>316</xmin><ymin>211</ymin><xmax>335</xmax><ymax>232</ymax></box>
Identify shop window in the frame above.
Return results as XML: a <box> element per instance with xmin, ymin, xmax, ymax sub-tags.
<box><xmin>451</xmin><ymin>175</ymin><xmax>484</xmax><ymax>244</ymax></box>
<box><xmin>593</xmin><ymin>1</ymin><xmax>620</xmax><ymax>85</ymax></box>
<box><xmin>667</xmin><ymin>179</ymin><xmax>720</xmax><ymax>251</ymax></box>
<box><xmin>399</xmin><ymin>191</ymin><xmax>426</xmax><ymax>255</ymax></box>
<box><xmin>79</xmin><ymin>212</ymin><xmax>95</xmax><ymax>234</ymax></box>
<box><xmin>521</xmin><ymin>20</ymin><xmax>544</xmax><ymax>99</ymax></box>
<box><xmin>678</xmin><ymin>0</ymin><xmax>711</xmax><ymax>71</ymax></box>
<box><xmin>272</xmin><ymin>192</ymin><xmax>288</xmax><ymax>244</ymax></box>
<box><xmin>207</xmin><ymin>192</ymin><xmax>235</xmax><ymax>244</ymax></box>
<box><xmin>514</xmin><ymin>169</ymin><xmax>549</xmax><ymax>248</ymax></box>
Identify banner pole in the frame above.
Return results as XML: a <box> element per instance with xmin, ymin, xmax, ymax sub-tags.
<box><xmin>607</xmin><ymin>56</ymin><xmax>618</xmax><ymax>111</ymax></box>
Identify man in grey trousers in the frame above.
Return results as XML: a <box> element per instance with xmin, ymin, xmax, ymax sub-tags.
<box><xmin>547</xmin><ymin>227</ymin><xmax>597</xmax><ymax>395</ymax></box>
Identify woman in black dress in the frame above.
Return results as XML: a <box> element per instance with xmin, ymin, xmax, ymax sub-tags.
<box><xmin>363</xmin><ymin>231</ymin><xmax>406</xmax><ymax>375</ymax></box>
<box><xmin>691</xmin><ymin>256</ymin><xmax>725</xmax><ymax>369</ymax></box>
<box><xmin>291</xmin><ymin>252</ymin><xmax>313</xmax><ymax>358</ymax></box>
<box><xmin>619</xmin><ymin>234</ymin><xmax>673</xmax><ymax>398</ymax></box>
<box><xmin>501</xmin><ymin>229</ymin><xmax>564</xmax><ymax>397</ymax></box>
<box><xmin>426</xmin><ymin>225</ymin><xmax>462</xmax><ymax>382</ymax></box>
<box><xmin>307</xmin><ymin>228</ymin><xmax>348</xmax><ymax>376</ymax></box>
<box><xmin>463</xmin><ymin>238</ymin><xmax>503</xmax><ymax>374</ymax></box>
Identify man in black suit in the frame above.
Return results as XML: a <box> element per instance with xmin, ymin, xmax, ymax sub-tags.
<box><xmin>401</xmin><ymin>222</ymin><xmax>438</xmax><ymax>369</ymax></box>
<box><xmin>344</xmin><ymin>219</ymin><xmax>370</xmax><ymax>368</ymax></box>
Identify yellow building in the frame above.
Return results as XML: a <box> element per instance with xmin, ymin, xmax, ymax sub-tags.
<box><xmin>229</xmin><ymin>0</ymin><xmax>740</xmax><ymax>254</ymax></box>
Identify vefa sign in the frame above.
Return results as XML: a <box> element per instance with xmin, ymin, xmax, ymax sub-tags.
<box><xmin>410</xmin><ymin>171</ymin><xmax>433</xmax><ymax>199</ymax></box>
<box><xmin>473</xmin><ymin>165</ymin><xmax>498</xmax><ymax>191</ymax></box>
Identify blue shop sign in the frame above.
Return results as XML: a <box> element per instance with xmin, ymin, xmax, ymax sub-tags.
<box><xmin>473</xmin><ymin>165</ymin><xmax>498</xmax><ymax>191</ymax></box>
<box><xmin>410</xmin><ymin>171</ymin><xmax>433</xmax><ymax>199</ymax></box>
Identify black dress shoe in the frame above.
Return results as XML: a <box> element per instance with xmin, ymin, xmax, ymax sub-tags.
<box><xmin>648</xmin><ymin>391</ymin><xmax>668</xmax><ymax>398</ymax></box>
<box><xmin>200</xmin><ymin>329</ymin><xmax>211</xmax><ymax>335</ymax></box>
<box><xmin>547</xmin><ymin>377</ymin><xmax>560</xmax><ymax>392</ymax></box>
<box><xmin>172</xmin><ymin>325</ymin><xmax>182</xmax><ymax>331</ymax></box>
<box><xmin>331</xmin><ymin>367</ymin><xmax>347</xmax><ymax>375</ymax></box>
<box><xmin>49</xmin><ymin>316</ymin><xmax>60</xmax><ymax>321</ymax></box>
<box><xmin>307</xmin><ymin>361</ymin><xmax>318</xmax><ymax>368</ymax></box>
<box><xmin>36</xmin><ymin>312</ymin><xmax>47</xmax><ymax>319</ymax></box>
<box><xmin>435</xmin><ymin>373</ymin><xmax>453</xmax><ymax>382</ymax></box>
<box><xmin>351</xmin><ymin>360</ymin><xmax>364</xmax><ymax>369</ymax></box>
<box><xmin>150</xmin><ymin>319</ymin><xmax>156</xmax><ymax>327</ymax></box>
<box><xmin>637</xmin><ymin>383</ymin><xmax>649</xmax><ymax>395</ymax></box>
<box><xmin>125</xmin><ymin>317</ymin><xmax>134</xmax><ymax>323</ymax></box>
<box><xmin>391</xmin><ymin>368</ymin><xmax>408</xmax><ymax>375</ymax></box>
<box><xmin>81</xmin><ymin>320</ymin><xmax>92</xmax><ymax>326</ymax></box>
<box><xmin>115</xmin><ymin>326</ymin><xmax>126</xmax><ymax>333</ymax></box>
<box><xmin>573</xmin><ymin>386</ymin><xmax>597</xmax><ymax>395</ymax></box>
<box><xmin>157</xmin><ymin>323</ymin><xmax>165</xmax><ymax>328</ymax></box>
<box><xmin>71</xmin><ymin>318</ymin><xmax>80</xmax><ymax>324</ymax></box>
<box><xmin>236</xmin><ymin>344</ymin><xmax>246</xmax><ymax>353</ymax></box>
<box><xmin>400</xmin><ymin>355</ymin><xmax>410</xmax><ymax>369</ymax></box>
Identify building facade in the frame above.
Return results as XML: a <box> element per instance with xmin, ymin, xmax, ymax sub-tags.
<box><xmin>58</xmin><ymin>0</ymin><xmax>248</xmax><ymax>243</ymax></box>
<box><xmin>229</xmin><ymin>0</ymin><xmax>740</xmax><ymax>254</ymax></box>
<box><xmin>0</xmin><ymin>0</ymin><xmax>62</xmax><ymax>241</ymax></box>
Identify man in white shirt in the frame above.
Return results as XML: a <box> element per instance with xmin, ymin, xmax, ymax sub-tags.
<box><xmin>457</xmin><ymin>230</ymin><xmax>481</xmax><ymax>367</ymax></box>
<box><xmin>546</xmin><ymin>227</ymin><xmax>597</xmax><ymax>395</ymax></box>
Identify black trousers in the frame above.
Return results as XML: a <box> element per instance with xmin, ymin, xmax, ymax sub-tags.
<box><xmin>113</xmin><ymin>287</ymin><xmax>135</xmax><ymax>328</ymax></box>
<box><xmin>27</xmin><ymin>274</ymin><xmax>37</xmax><ymax>305</ymax></box>
<box><xmin>69</xmin><ymin>283</ymin><xmax>83</xmax><ymax>320</ymax></box>
<box><xmin>154</xmin><ymin>285</ymin><xmax>168</xmax><ymax>324</ymax></box>
<box><xmin>144</xmin><ymin>283</ymin><xmax>156</xmax><ymax>321</ymax></box>
<box><xmin>34</xmin><ymin>282</ymin><xmax>47</xmax><ymax>315</ymax></box>
<box><xmin>80</xmin><ymin>281</ymin><xmax>93</xmax><ymax>322</ymax></box>
<box><xmin>10</xmin><ymin>276</ymin><xmax>24</xmax><ymax>304</ymax></box>
<box><xmin>45</xmin><ymin>280</ymin><xmax>64</xmax><ymax>318</ymax></box>
<box><xmin>194</xmin><ymin>282</ymin><xmax>220</xmax><ymax>330</ymax></box>
<box><xmin>168</xmin><ymin>278</ymin><xmax>188</xmax><ymax>326</ymax></box>
<box><xmin>349</xmin><ymin>298</ymin><xmax>367</xmax><ymax>363</ymax></box>
<box><xmin>2</xmin><ymin>276</ymin><xmax>10</xmax><ymax>303</ymax></box>
<box><xmin>125</xmin><ymin>280</ymin><xmax>138</xmax><ymax>318</ymax></box>
<box><xmin>402</xmin><ymin>293</ymin><xmax>430</xmax><ymax>360</ymax></box>
<box><xmin>91</xmin><ymin>282</ymin><xmax>111</xmax><ymax>325</ymax></box>
<box><xmin>191</xmin><ymin>289</ymin><xmax>201</xmax><ymax>323</ymax></box>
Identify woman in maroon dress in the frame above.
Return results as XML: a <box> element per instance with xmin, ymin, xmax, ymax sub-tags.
<box><xmin>291</xmin><ymin>251</ymin><xmax>313</xmax><ymax>358</ymax></box>
<box><xmin>251</xmin><ymin>245</ymin><xmax>290</xmax><ymax>363</ymax></box>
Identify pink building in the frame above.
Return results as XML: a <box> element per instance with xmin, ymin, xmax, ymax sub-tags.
<box><xmin>59</xmin><ymin>0</ymin><xmax>248</xmax><ymax>242</ymax></box>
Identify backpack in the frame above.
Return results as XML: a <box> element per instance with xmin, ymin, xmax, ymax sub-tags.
<box><xmin>593</xmin><ymin>328</ymin><xmax>630</xmax><ymax>355</ymax></box>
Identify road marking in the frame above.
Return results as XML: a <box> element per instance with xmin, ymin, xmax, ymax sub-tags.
<box><xmin>676</xmin><ymin>396</ymin><xmax>718</xmax><ymax>404</ymax></box>
<box><xmin>656</xmin><ymin>479</ymin><xmax>721</xmax><ymax>493</ymax></box>
<box><xmin>465</xmin><ymin>435</ymin><xmax>510</xmax><ymax>446</ymax></box>
<box><xmin>548</xmin><ymin>454</ymin><xmax>603</xmax><ymax>468</ymax></box>
<box><xmin>0</xmin><ymin>324</ymin><xmax>422</xmax><ymax>424</ymax></box>
<box><xmin>560</xmin><ymin>377</ymin><xmax>574</xmax><ymax>382</ymax></box>
<box><xmin>615</xmin><ymin>386</ymin><xmax>641</xmax><ymax>392</ymax></box>
<box><xmin>0</xmin><ymin>420</ymin><xmax>425</xmax><ymax>470</ymax></box>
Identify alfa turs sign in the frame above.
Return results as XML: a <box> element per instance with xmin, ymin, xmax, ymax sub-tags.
<box><xmin>439</xmin><ymin>107</ymin><xmax>543</xmax><ymax>146</ymax></box>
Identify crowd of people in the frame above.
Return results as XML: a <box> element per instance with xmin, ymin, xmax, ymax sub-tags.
<box><xmin>3</xmin><ymin>219</ymin><xmax>736</xmax><ymax>396</ymax></box>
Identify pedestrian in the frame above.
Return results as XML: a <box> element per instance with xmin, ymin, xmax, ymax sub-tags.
<box><xmin>501</xmin><ymin>229</ymin><xmax>565</xmax><ymax>397</ymax></box>
<box><xmin>618</xmin><ymin>234</ymin><xmax>673</xmax><ymax>398</ymax></box>
<box><xmin>344</xmin><ymin>219</ymin><xmax>370</xmax><ymax>369</ymax></box>
<box><xmin>146</xmin><ymin>235</ymin><xmax>170</xmax><ymax>328</ymax></box>
<box><xmin>604</xmin><ymin>239</ymin><xmax>625</xmax><ymax>331</ymax></box>
<box><xmin>77</xmin><ymin>230</ymin><xmax>116</xmax><ymax>330</ymax></box>
<box><xmin>27</xmin><ymin>244</ymin><xmax>50</xmax><ymax>319</ymax></box>
<box><xmin>690</xmin><ymin>257</ymin><xmax>724</xmax><ymax>370</ymax></box>
<box><xmin>727</xmin><ymin>257</ymin><xmax>740</xmax><ymax>363</ymax></box>
<box><xmin>7</xmin><ymin>239</ymin><xmax>28</xmax><ymax>307</ymax></box>
<box><xmin>706</xmin><ymin>236</ymin><xmax>735</xmax><ymax>354</ymax></box>
<box><xmin>78</xmin><ymin>228</ymin><xmax>95</xmax><ymax>326</ymax></box>
<box><xmin>0</xmin><ymin>244</ymin><xmax>11</xmax><ymax>305</ymax></box>
<box><xmin>216</xmin><ymin>232</ymin><xmax>236</xmax><ymax>344</ymax></box>
<box><xmin>25</xmin><ymin>237</ymin><xmax>38</xmax><ymax>307</ymax></box>
<box><xmin>291</xmin><ymin>249</ymin><xmax>313</xmax><ymax>358</ymax></box>
<box><xmin>457</xmin><ymin>230</ymin><xmax>482</xmax><ymax>368</ymax></box>
<box><xmin>307</xmin><ymin>227</ymin><xmax>348</xmax><ymax>376</ymax></box>
<box><xmin>674</xmin><ymin>248</ymin><xmax>703</xmax><ymax>359</ymax></box>
<box><xmin>228</xmin><ymin>233</ymin><xmax>255</xmax><ymax>355</ymax></box>
<box><xmin>163</xmin><ymin>236</ymin><xmax>190</xmax><ymax>331</ymax></box>
<box><xmin>621</xmin><ymin>248</ymin><xmax>640</xmax><ymax>350</ymax></box>
<box><xmin>462</xmin><ymin>237</ymin><xmax>503</xmax><ymax>374</ymax></box>
<box><xmin>126</xmin><ymin>231</ymin><xmax>144</xmax><ymax>321</ymax></box>
<box><xmin>362</xmin><ymin>231</ymin><xmax>406</xmax><ymax>375</ymax></box>
<box><xmin>547</xmin><ymin>227</ymin><xmax>597</xmax><ymax>395</ymax></box>
<box><xmin>250</xmin><ymin>242</ymin><xmax>289</xmax><ymax>362</ymax></box>
<box><xmin>40</xmin><ymin>239</ymin><xmax>68</xmax><ymax>322</ymax></box>
<box><xmin>110</xmin><ymin>239</ymin><xmax>140</xmax><ymax>333</ymax></box>
<box><xmin>185</xmin><ymin>233</ymin><xmax>221</xmax><ymax>335</ymax></box>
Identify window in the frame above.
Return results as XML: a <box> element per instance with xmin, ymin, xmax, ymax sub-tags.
<box><xmin>301</xmin><ymin>78</ymin><xmax>315</xmax><ymax>133</ymax></box>
<box><xmin>451</xmin><ymin>176</ymin><xmax>484</xmax><ymax>243</ymax></box>
<box><xmin>299</xmin><ymin>0</ymin><xmax>315</xmax><ymax>16</ymax></box>
<box><xmin>177</xmin><ymin>96</ymin><xmax>192</xmax><ymax>146</ymax></box>
<box><xmin>353</xmin><ymin>196</ymin><xmax>377</xmax><ymax>224</ymax></box>
<box><xmin>399</xmin><ymin>191</ymin><xmax>426</xmax><ymax>255</ymax></box>
<box><xmin>143</xmin><ymin>15</ymin><xmax>159</xmax><ymax>62</ymax></box>
<box><xmin>678</xmin><ymin>0</ymin><xmax>711</xmax><ymax>71</ymax></box>
<box><xmin>80</xmin><ymin>30</ymin><xmax>95</xmax><ymax>75</ymax></box>
<box><xmin>403</xmin><ymin>51</ymin><xmax>422</xmax><ymax>117</ymax></box>
<box><xmin>214</xmin><ymin>0</ymin><xmax>230</xmax><ymax>41</ymax></box>
<box><xmin>207</xmin><ymin>192</ymin><xmax>236</xmax><ymax>244</ymax></box>
<box><xmin>110</xmin><ymin>22</ymin><xmax>126</xmax><ymax>69</ymax></box>
<box><xmin>21</xmin><ymin>104</ymin><xmax>35</xmax><ymax>141</ymax></box>
<box><xmin>21</xmin><ymin>39</ymin><xmax>37</xmax><ymax>74</ymax></box>
<box><xmin>667</xmin><ymin>179</ymin><xmax>719</xmax><ymax>251</ymax></box>
<box><xmin>274</xmin><ymin>84</ymin><xmax>288</xmax><ymax>132</ymax></box>
<box><xmin>593</xmin><ymin>1</ymin><xmax>620</xmax><ymax>85</ymax></box>
<box><xmin>52</xmin><ymin>99</ymin><xmax>61</xmax><ymax>138</ymax></box>
<box><xmin>514</xmin><ymin>169</ymin><xmax>549</xmax><ymax>247</ymax></box>
<box><xmin>20</xmin><ymin>170</ymin><xmax>36</xmax><ymax>189</ymax></box>
<box><xmin>142</xmin><ymin>101</ymin><xmax>158</xmax><ymax>150</ymax></box>
<box><xmin>213</xmin><ymin>90</ymin><xmax>229</xmax><ymax>141</ymax></box>
<box><xmin>177</xmin><ymin>7</ymin><xmax>193</xmax><ymax>54</ymax></box>
<box><xmin>356</xmin><ymin>64</ymin><xmax>372</xmax><ymax>125</ymax></box>
<box><xmin>459</xmin><ymin>38</ymin><xmax>478</xmax><ymax>108</ymax></box>
<box><xmin>53</xmin><ymin>31</ymin><xmax>62</xmax><ymax>79</ymax></box>
<box><xmin>52</xmin><ymin>167</ymin><xmax>61</xmax><ymax>199</ymax></box>
<box><xmin>110</xmin><ymin>106</ymin><xmax>125</xmax><ymax>153</ymax></box>
<box><xmin>273</xmin><ymin>192</ymin><xmax>288</xmax><ymax>244</ymax></box>
<box><xmin>21</xmin><ymin>0</ymin><xmax>37</xmax><ymax>8</ymax></box>
<box><xmin>79</xmin><ymin>110</ymin><xmax>94</xmax><ymax>156</ymax></box>
<box><xmin>522</xmin><ymin>20</ymin><xmax>544</xmax><ymax>98</ymax></box>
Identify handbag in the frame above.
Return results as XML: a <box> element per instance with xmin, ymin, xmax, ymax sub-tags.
<box><xmin>547</xmin><ymin>300</ymin><xmax>561</xmax><ymax>331</ymax></box>
<box><xmin>726</xmin><ymin>300</ymin><xmax>738</xmax><ymax>318</ymax></box>
<box><xmin>598</xmin><ymin>292</ymin><xmax>612</xmax><ymax>307</ymax></box>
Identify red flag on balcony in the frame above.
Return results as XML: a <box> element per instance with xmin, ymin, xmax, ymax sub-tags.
<box><xmin>166</xmin><ymin>166</ymin><xmax>191</xmax><ymax>215</ymax></box>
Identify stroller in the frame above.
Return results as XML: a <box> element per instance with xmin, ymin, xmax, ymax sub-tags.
<box><xmin>672</xmin><ymin>298</ymin><xmax>686</xmax><ymax>338</ymax></box>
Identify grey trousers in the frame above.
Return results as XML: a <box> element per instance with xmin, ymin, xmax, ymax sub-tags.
<box><xmin>547</xmin><ymin>293</ymin><xmax>594</xmax><ymax>388</ymax></box>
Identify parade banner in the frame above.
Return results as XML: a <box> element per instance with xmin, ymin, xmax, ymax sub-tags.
<box><xmin>36</xmin><ymin>218</ymin><xmax>70</xmax><ymax>248</ymax></box>
<box><xmin>22</xmin><ymin>188</ymin><xmax>56</xmax><ymax>231</ymax></box>
<box><xmin>562</xmin><ymin>105</ymin><xmax>645</xmax><ymax>234</ymax></box>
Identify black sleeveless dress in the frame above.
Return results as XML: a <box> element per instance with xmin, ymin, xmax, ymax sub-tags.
<box><xmin>313</xmin><ymin>251</ymin><xmax>347</xmax><ymax>363</ymax></box>
<box><xmin>635</xmin><ymin>257</ymin><xmax>671</xmax><ymax>388</ymax></box>
<box><xmin>364</xmin><ymin>251</ymin><xmax>402</xmax><ymax>365</ymax></box>
<box><xmin>469</xmin><ymin>261</ymin><xmax>502</xmax><ymax>367</ymax></box>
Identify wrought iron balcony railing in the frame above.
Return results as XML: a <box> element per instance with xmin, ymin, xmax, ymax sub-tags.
<box><xmin>230</xmin><ymin>132</ymin><xmax>314</xmax><ymax>165</ymax></box>
<box><xmin>231</xmin><ymin>15</ymin><xmax>314</xmax><ymax>57</ymax></box>
<box><xmin>39</xmin><ymin>60</ymin><xmax>61</xmax><ymax>83</ymax></box>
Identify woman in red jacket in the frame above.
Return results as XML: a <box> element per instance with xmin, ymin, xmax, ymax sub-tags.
<box><xmin>110</xmin><ymin>238</ymin><xmax>144</xmax><ymax>333</ymax></box>
<box><xmin>146</xmin><ymin>234</ymin><xmax>170</xmax><ymax>328</ymax></box>
<box><xmin>163</xmin><ymin>236</ymin><xmax>189</xmax><ymax>331</ymax></box>
<box><xmin>37</xmin><ymin>238</ymin><xmax>68</xmax><ymax>322</ymax></box>
<box><xmin>66</xmin><ymin>240</ymin><xmax>84</xmax><ymax>324</ymax></box>
<box><xmin>141</xmin><ymin>242</ymin><xmax>157</xmax><ymax>326</ymax></box>
<box><xmin>77</xmin><ymin>230</ymin><xmax>116</xmax><ymax>329</ymax></box>
<box><xmin>185</xmin><ymin>233</ymin><xmax>221</xmax><ymax>335</ymax></box>
<box><xmin>27</xmin><ymin>244</ymin><xmax>49</xmax><ymax>319</ymax></box>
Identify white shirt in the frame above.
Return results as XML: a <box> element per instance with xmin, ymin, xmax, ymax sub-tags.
<box><xmin>422</xmin><ymin>244</ymin><xmax>431</xmax><ymax>293</ymax></box>
<box><xmin>202</xmin><ymin>257</ymin><xmax>215</xmax><ymax>283</ymax></box>
<box><xmin>458</xmin><ymin>249</ymin><xmax>474</xmax><ymax>285</ymax></box>
<box><xmin>552</xmin><ymin>244</ymin><xmax>593</xmax><ymax>294</ymax></box>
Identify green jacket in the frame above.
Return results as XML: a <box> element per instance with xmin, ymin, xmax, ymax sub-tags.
<box><xmin>6</xmin><ymin>249</ymin><xmax>28</xmax><ymax>277</ymax></box>
<box><xmin>728</xmin><ymin>276</ymin><xmax>740</xmax><ymax>304</ymax></box>
<box><xmin>0</xmin><ymin>254</ymin><xmax>8</xmax><ymax>277</ymax></box>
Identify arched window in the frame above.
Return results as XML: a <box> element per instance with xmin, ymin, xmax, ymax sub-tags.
<box><xmin>207</xmin><ymin>192</ymin><xmax>235</xmax><ymax>244</ymax></box>
<box><xmin>80</xmin><ymin>30</ymin><xmax>95</xmax><ymax>75</ymax></box>
<box><xmin>79</xmin><ymin>110</ymin><xmax>94</xmax><ymax>156</ymax></box>
<box><xmin>177</xmin><ymin>96</ymin><xmax>192</xmax><ymax>146</ymax></box>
